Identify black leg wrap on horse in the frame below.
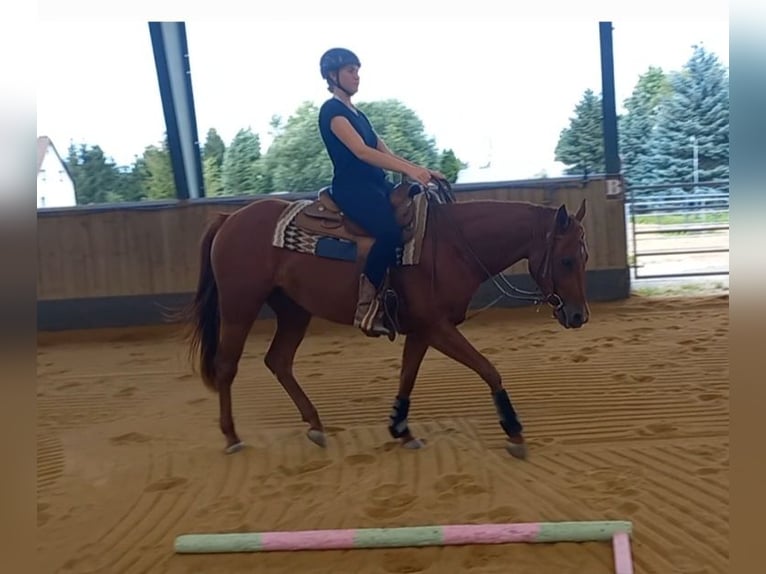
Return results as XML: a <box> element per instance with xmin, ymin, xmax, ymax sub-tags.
<box><xmin>492</xmin><ymin>388</ymin><xmax>523</xmax><ymax>436</ymax></box>
<box><xmin>388</xmin><ymin>396</ymin><xmax>411</xmax><ymax>439</ymax></box>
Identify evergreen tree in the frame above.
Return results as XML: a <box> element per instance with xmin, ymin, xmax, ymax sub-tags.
<box><xmin>554</xmin><ymin>89</ymin><xmax>606</xmax><ymax>176</ymax></box>
<box><xmin>202</xmin><ymin>128</ymin><xmax>226</xmax><ymax>168</ymax></box>
<box><xmin>134</xmin><ymin>136</ymin><xmax>176</xmax><ymax>200</ymax></box>
<box><xmin>202</xmin><ymin>128</ymin><xmax>226</xmax><ymax>196</ymax></box>
<box><xmin>222</xmin><ymin>127</ymin><xmax>264</xmax><ymax>195</ymax></box>
<box><xmin>645</xmin><ymin>45</ymin><xmax>729</xmax><ymax>188</ymax></box>
<box><xmin>619</xmin><ymin>66</ymin><xmax>673</xmax><ymax>186</ymax></box>
<box><xmin>65</xmin><ymin>143</ymin><xmax>125</xmax><ymax>204</ymax></box>
<box><xmin>202</xmin><ymin>155</ymin><xmax>225</xmax><ymax>196</ymax></box>
<box><xmin>115</xmin><ymin>164</ymin><xmax>148</xmax><ymax>202</ymax></box>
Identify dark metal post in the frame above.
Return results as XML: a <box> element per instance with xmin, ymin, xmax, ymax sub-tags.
<box><xmin>599</xmin><ymin>21</ymin><xmax>623</xmax><ymax>198</ymax></box>
<box><xmin>599</xmin><ymin>21</ymin><xmax>620</xmax><ymax>176</ymax></box>
<box><xmin>149</xmin><ymin>21</ymin><xmax>205</xmax><ymax>199</ymax></box>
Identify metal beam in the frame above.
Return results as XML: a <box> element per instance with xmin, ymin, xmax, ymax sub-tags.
<box><xmin>599</xmin><ymin>21</ymin><xmax>620</xmax><ymax>178</ymax></box>
<box><xmin>149</xmin><ymin>21</ymin><xmax>205</xmax><ymax>199</ymax></box>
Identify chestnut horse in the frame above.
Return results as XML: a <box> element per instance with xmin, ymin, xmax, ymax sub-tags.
<box><xmin>179</xmin><ymin>181</ymin><xmax>590</xmax><ymax>460</ymax></box>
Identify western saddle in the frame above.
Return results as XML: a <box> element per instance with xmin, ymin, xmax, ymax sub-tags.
<box><xmin>291</xmin><ymin>181</ymin><xmax>423</xmax><ymax>245</ymax></box>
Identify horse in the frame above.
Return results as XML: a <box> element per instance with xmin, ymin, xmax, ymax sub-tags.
<box><xmin>177</xmin><ymin>179</ymin><xmax>590</xmax><ymax>460</ymax></box>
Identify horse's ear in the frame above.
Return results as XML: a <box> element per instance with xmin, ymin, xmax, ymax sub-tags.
<box><xmin>555</xmin><ymin>204</ymin><xmax>570</xmax><ymax>232</ymax></box>
<box><xmin>575</xmin><ymin>198</ymin><xmax>587</xmax><ymax>222</ymax></box>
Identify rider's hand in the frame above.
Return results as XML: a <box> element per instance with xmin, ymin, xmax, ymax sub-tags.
<box><xmin>407</xmin><ymin>166</ymin><xmax>433</xmax><ymax>187</ymax></box>
<box><xmin>428</xmin><ymin>169</ymin><xmax>448</xmax><ymax>182</ymax></box>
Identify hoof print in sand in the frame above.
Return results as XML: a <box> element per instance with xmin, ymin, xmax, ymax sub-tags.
<box><xmin>364</xmin><ymin>484</ymin><xmax>416</xmax><ymax>519</ymax></box>
<box><xmin>144</xmin><ymin>476</ymin><xmax>187</xmax><ymax>492</ymax></box>
<box><xmin>110</xmin><ymin>432</ymin><xmax>150</xmax><ymax>445</ymax></box>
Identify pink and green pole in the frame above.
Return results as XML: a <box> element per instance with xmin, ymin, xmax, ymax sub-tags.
<box><xmin>175</xmin><ymin>520</ymin><xmax>633</xmax><ymax>555</ymax></box>
<box><xmin>612</xmin><ymin>531</ymin><xmax>634</xmax><ymax>574</ymax></box>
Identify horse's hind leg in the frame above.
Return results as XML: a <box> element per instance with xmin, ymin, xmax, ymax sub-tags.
<box><xmin>215</xmin><ymin>319</ymin><xmax>256</xmax><ymax>454</ymax></box>
<box><xmin>264</xmin><ymin>290</ymin><xmax>326</xmax><ymax>447</ymax></box>
<box><xmin>216</xmin><ymin>288</ymin><xmax>270</xmax><ymax>454</ymax></box>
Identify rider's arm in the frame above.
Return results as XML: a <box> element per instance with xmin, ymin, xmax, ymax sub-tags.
<box><xmin>377</xmin><ymin>134</ymin><xmax>448</xmax><ymax>183</ymax></box>
<box><xmin>375</xmin><ymin>137</ymin><xmax>419</xmax><ymax>169</ymax></box>
<box><xmin>330</xmin><ymin>116</ymin><xmax>414</xmax><ymax>175</ymax></box>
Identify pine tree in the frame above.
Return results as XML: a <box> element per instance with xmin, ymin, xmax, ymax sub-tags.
<box><xmin>645</xmin><ymin>45</ymin><xmax>729</xmax><ymax>189</ymax></box>
<box><xmin>202</xmin><ymin>128</ymin><xmax>226</xmax><ymax>196</ymax></box>
<box><xmin>65</xmin><ymin>143</ymin><xmax>125</xmax><ymax>204</ymax></box>
<box><xmin>202</xmin><ymin>128</ymin><xmax>226</xmax><ymax>168</ymax></box>
<box><xmin>137</xmin><ymin>137</ymin><xmax>177</xmax><ymax>200</ymax></box>
<box><xmin>222</xmin><ymin>128</ymin><xmax>264</xmax><ymax>195</ymax></box>
<box><xmin>619</xmin><ymin>67</ymin><xmax>673</xmax><ymax>186</ymax></box>
<box><xmin>554</xmin><ymin>89</ymin><xmax>605</xmax><ymax>176</ymax></box>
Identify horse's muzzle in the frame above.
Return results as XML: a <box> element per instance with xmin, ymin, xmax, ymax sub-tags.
<box><xmin>555</xmin><ymin>304</ymin><xmax>588</xmax><ymax>329</ymax></box>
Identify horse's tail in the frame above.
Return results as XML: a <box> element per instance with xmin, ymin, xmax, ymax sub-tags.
<box><xmin>178</xmin><ymin>212</ymin><xmax>230</xmax><ymax>393</ymax></box>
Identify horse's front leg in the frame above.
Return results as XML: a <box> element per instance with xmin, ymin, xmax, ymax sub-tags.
<box><xmin>426</xmin><ymin>320</ymin><xmax>527</xmax><ymax>459</ymax></box>
<box><xmin>388</xmin><ymin>332</ymin><xmax>429</xmax><ymax>449</ymax></box>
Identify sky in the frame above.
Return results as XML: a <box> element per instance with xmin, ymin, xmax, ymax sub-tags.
<box><xmin>36</xmin><ymin>2</ymin><xmax>729</xmax><ymax>183</ymax></box>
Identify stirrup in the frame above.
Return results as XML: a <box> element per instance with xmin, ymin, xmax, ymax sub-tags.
<box><xmin>382</xmin><ymin>288</ymin><xmax>400</xmax><ymax>337</ymax></box>
<box><xmin>360</xmin><ymin>298</ymin><xmax>394</xmax><ymax>340</ymax></box>
<box><xmin>358</xmin><ymin>293</ymin><xmax>395</xmax><ymax>342</ymax></box>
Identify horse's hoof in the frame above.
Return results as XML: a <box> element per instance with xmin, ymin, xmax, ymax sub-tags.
<box><xmin>225</xmin><ymin>442</ymin><xmax>244</xmax><ymax>454</ymax></box>
<box><xmin>505</xmin><ymin>441</ymin><xmax>528</xmax><ymax>460</ymax></box>
<box><xmin>307</xmin><ymin>429</ymin><xmax>327</xmax><ymax>447</ymax></box>
<box><xmin>403</xmin><ymin>438</ymin><xmax>426</xmax><ymax>449</ymax></box>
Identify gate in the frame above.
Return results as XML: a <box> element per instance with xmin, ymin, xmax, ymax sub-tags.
<box><xmin>626</xmin><ymin>180</ymin><xmax>729</xmax><ymax>280</ymax></box>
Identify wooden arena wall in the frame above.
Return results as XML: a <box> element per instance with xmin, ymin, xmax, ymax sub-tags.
<box><xmin>37</xmin><ymin>176</ymin><xmax>629</xmax><ymax>330</ymax></box>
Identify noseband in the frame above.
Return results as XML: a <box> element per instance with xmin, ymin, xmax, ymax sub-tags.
<box><xmin>531</xmin><ymin>228</ymin><xmax>565</xmax><ymax>313</ymax></box>
<box><xmin>426</xmin><ymin>191</ymin><xmax>569</xmax><ymax>315</ymax></box>
<box><xmin>452</xmin><ymin>213</ymin><xmax>566</xmax><ymax>312</ymax></box>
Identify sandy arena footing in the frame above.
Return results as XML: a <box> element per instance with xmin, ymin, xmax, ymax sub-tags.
<box><xmin>37</xmin><ymin>294</ymin><xmax>729</xmax><ymax>573</ymax></box>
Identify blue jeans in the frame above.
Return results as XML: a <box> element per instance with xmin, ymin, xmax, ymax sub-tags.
<box><xmin>331</xmin><ymin>184</ymin><xmax>403</xmax><ymax>289</ymax></box>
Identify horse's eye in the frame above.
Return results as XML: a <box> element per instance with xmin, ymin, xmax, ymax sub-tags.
<box><xmin>561</xmin><ymin>257</ymin><xmax>573</xmax><ymax>268</ymax></box>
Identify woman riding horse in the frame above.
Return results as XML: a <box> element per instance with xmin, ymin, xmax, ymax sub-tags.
<box><xmin>317</xmin><ymin>47</ymin><xmax>446</xmax><ymax>339</ymax></box>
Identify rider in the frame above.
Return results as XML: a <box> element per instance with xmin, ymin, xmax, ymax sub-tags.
<box><xmin>317</xmin><ymin>47</ymin><xmax>444</xmax><ymax>339</ymax></box>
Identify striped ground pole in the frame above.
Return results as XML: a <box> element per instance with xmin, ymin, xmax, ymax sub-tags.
<box><xmin>174</xmin><ymin>520</ymin><xmax>633</xmax><ymax>555</ymax></box>
<box><xmin>612</xmin><ymin>531</ymin><xmax>634</xmax><ymax>574</ymax></box>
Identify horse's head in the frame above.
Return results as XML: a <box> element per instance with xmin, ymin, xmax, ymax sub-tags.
<box><xmin>528</xmin><ymin>199</ymin><xmax>590</xmax><ymax>329</ymax></box>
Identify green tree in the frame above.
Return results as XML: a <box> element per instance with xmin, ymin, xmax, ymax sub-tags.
<box><xmin>437</xmin><ymin>148</ymin><xmax>466</xmax><ymax>183</ymax></box>
<box><xmin>259</xmin><ymin>98</ymin><xmax>464</xmax><ymax>193</ymax></box>
<box><xmin>202</xmin><ymin>155</ymin><xmax>225</xmax><ymax>196</ymax></box>
<box><xmin>134</xmin><ymin>137</ymin><xmax>176</xmax><ymax>200</ymax></box>
<box><xmin>222</xmin><ymin>127</ymin><xmax>264</xmax><ymax>195</ymax></box>
<box><xmin>115</xmin><ymin>163</ymin><xmax>148</xmax><ymax>202</ymax></box>
<box><xmin>618</xmin><ymin>66</ymin><xmax>673</xmax><ymax>186</ymax></box>
<box><xmin>65</xmin><ymin>143</ymin><xmax>126</xmax><ymax>204</ymax></box>
<box><xmin>645</xmin><ymin>45</ymin><xmax>729</xmax><ymax>186</ymax></box>
<box><xmin>554</xmin><ymin>89</ymin><xmax>606</xmax><ymax>176</ymax></box>
<box><xmin>202</xmin><ymin>128</ymin><xmax>226</xmax><ymax>168</ymax></box>
<box><xmin>356</xmin><ymin>99</ymin><xmax>441</xmax><ymax>170</ymax></box>
<box><xmin>260</xmin><ymin>101</ymin><xmax>332</xmax><ymax>193</ymax></box>
<box><xmin>202</xmin><ymin>128</ymin><xmax>226</xmax><ymax>196</ymax></box>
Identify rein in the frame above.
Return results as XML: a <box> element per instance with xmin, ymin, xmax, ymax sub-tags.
<box><xmin>423</xmin><ymin>181</ymin><xmax>563</xmax><ymax>320</ymax></box>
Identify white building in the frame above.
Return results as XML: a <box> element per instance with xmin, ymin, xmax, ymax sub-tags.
<box><xmin>37</xmin><ymin>136</ymin><xmax>77</xmax><ymax>208</ymax></box>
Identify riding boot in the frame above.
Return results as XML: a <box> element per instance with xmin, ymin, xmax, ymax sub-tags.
<box><xmin>354</xmin><ymin>274</ymin><xmax>394</xmax><ymax>339</ymax></box>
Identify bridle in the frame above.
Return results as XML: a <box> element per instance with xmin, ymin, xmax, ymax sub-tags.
<box><xmin>463</xmin><ymin>219</ymin><xmax>565</xmax><ymax>315</ymax></box>
<box><xmin>530</xmin><ymin>225</ymin><xmax>566</xmax><ymax>313</ymax></box>
<box><xmin>423</xmin><ymin>180</ymin><xmax>565</xmax><ymax>316</ymax></box>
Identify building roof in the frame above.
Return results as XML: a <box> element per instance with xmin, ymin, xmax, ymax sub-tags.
<box><xmin>37</xmin><ymin>135</ymin><xmax>75</xmax><ymax>182</ymax></box>
<box><xmin>37</xmin><ymin>135</ymin><xmax>52</xmax><ymax>172</ymax></box>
